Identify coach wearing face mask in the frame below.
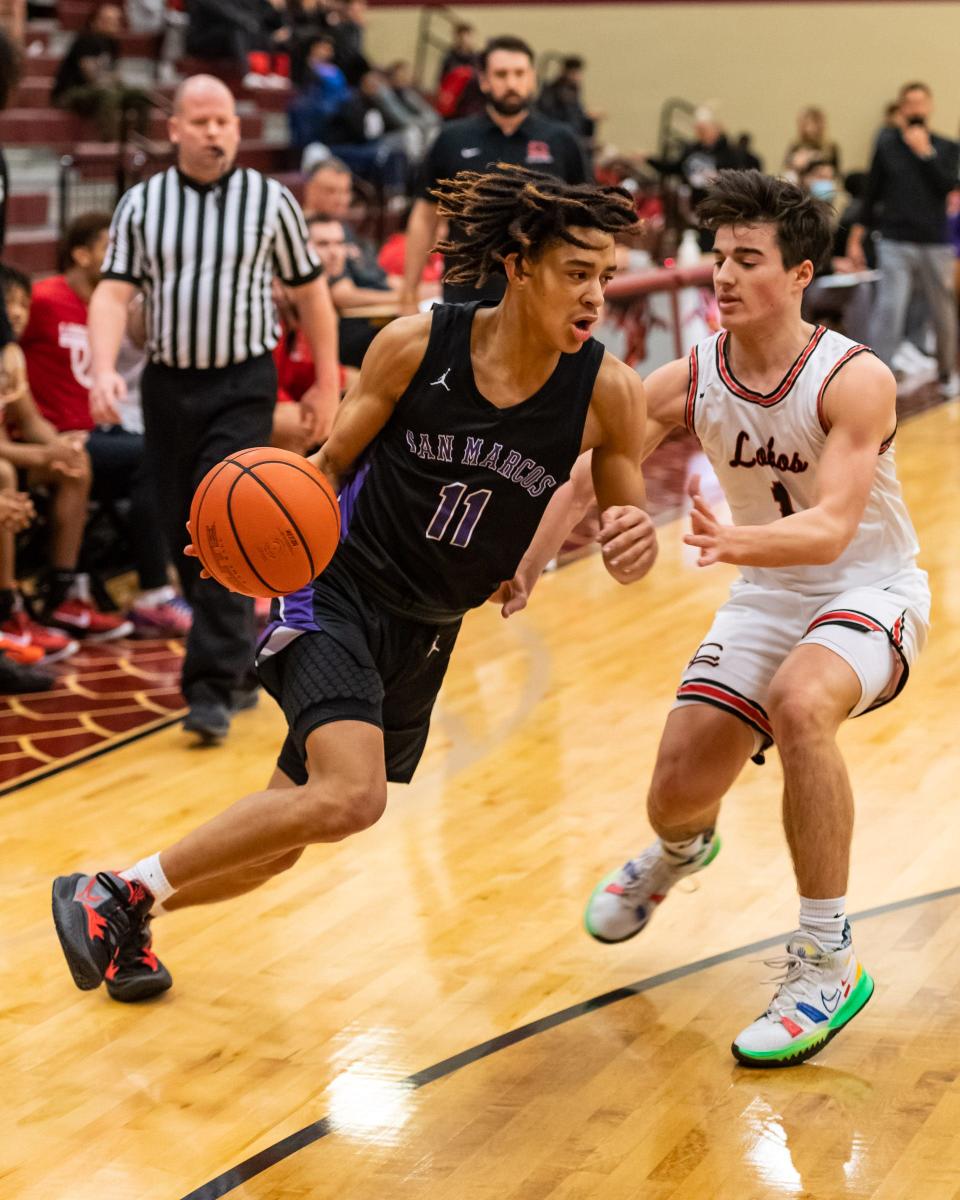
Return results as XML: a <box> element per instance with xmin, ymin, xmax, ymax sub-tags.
<box><xmin>399</xmin><ymin>35</ymin><xmax>589</xmax><ymax>310</ymax></box>
<box><xmin>847</xmin><ymin>80</ymin><xmax>960</xmax><ymax>396</ymax></box>
<box><xmin>89</xmin><ymin>74</ymin><xmax>340</xmax><ymax>745</ymax></box>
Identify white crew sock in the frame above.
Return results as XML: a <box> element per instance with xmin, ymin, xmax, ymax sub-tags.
<box><xmin>799</xmin><ymin>895</ymin><xmax>846</xmax><ymax>951</ymax></box>
<box><xmin>135</xmin><ymin>585</ymin><xmax>176</xmax><ymax>608</ymax></box>
<box><xmin>660</xmin><ymin>829</ymin><xmax>711</xmax><ymax>865</ymax></box>
<box><xmin>121</xmin><ymin>853</ymin><xmax>174</xmax><ymax>907</ymax></box>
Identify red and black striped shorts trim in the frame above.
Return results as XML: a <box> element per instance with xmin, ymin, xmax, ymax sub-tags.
<box><xmin>685</xmin><ymin>346</ymin><xmax>699</xmax><ymax>432</ymax></box>
<box><xmin>804</xmin><ymin>606</ymin><xmax>910</xmax><ymax>712</ymax></box>
<box><xmin>676</xmin><ymin>677</ymin><xmax>774</xmax><ymax>745</ymax></box>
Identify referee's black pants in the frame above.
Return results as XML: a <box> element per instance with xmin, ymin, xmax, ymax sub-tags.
<box><xmin>141</xmin><ymin>355</ymin><xmax>276</xmax><ymax>710</ymax></box>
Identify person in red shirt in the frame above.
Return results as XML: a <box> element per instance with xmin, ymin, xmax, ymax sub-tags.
<box><xmin>19</xmin><ymin>213</ymin><xmax>186</xmax><ymax>638</ymax></box>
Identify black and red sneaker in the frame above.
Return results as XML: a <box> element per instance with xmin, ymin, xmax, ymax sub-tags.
<box><xmin>105</xmin><ymin>917</ymin><xmax>172</xmax><ymax>1002</ymax></box>
<box><xmin>51</xmin><ymin>871</ymin><xmax>154</xmax><ymax>990</ymax></box>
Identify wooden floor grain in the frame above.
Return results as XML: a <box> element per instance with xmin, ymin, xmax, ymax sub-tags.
<box><xmin>3</xmin><ymin>402</ymin><xmax>959</xmax><ymax>1200</ymax></box>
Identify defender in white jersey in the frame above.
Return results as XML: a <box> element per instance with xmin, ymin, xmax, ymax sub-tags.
<box><xmin>516</xmin><ymin>171</ymin><xmax>930</xmax><ymax>1067</ymax></box>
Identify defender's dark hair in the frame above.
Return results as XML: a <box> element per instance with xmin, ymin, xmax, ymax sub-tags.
<box><xmin>431</xmin><ymin>163</ymin><xmax>638</xmax><ymax>288</ymax></box>
<box><xmin>57</xmin><ymin>211</ymin><xmax>113</xmax><ymax>273</ymax></box>
<box><xmin>0</xmin><ymin>29</ymin><xmax>22</xmax><ymax>111</ymax></box>
<box><xmin>0</xmin><ymin>263</ymin><xmax>31</xmax><ymax>297</ymax></box>
<box><xmin>696</xmin><ymin>169</ymin><xmax>833</xmax><ymax>270</ymax></box>
<box><xmin>479</xmin><ymin>35</ymin><xmax>534</xmax><ymax>71</ymax></box>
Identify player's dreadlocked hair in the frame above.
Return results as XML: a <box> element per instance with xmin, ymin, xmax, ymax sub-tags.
<box><xmin>431</xmin><ymin>164</ymin><xmax>639</xmax><ymax>288</ymax></box>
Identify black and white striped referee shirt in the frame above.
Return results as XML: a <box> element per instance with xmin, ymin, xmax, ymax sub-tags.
<box><xmin>101</xmin><ymin>165</ymin><xmax>323</xmax><ymax>370</ymax></box>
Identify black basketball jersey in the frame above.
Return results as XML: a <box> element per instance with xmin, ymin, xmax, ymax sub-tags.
<box><xmin>335</xmin><ymin>302</ymin><xmax>603</xmax><ymax>623</ymax></box>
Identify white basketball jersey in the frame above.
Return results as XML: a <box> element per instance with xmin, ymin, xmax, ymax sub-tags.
<box><xmin>685</xmin><ymin>325</ymin><xmax>920</xmax><ymax>594</ymax></box>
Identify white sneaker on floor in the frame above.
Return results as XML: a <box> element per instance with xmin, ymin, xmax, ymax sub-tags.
<box><xmin>584</xmin><ymin>832</ymin><xmax>721</xmax><ymax>944</ymax></box>
<box><xmin>732</xmin><ymin>923</ymin><xmax>874</xmax><ymax>1068</ymax></box>
<box><xmin>939</xmin><ymin>372</ymin><xmax>960</xmax><ymax>398</ymax></box>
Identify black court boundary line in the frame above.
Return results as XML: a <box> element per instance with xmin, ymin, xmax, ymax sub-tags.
<box><xmin>0</xmin><ymin>713</ymin><xmax>183</xmax><ymax>800</ymax></box>
<box><xmin>180</xmin><ymin>884</ymin><xmax>960</xmax><ymax>1200</ymax></box>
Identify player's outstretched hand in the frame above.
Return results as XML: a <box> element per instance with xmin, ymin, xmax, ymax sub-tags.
<box><xmin>598</xmin><ymin>505</ymin><xmax>658</xmax><ymax>583</ymax></box>
<box><xmin>183</xmin><ymin>521</ymin><xmax>212</xmax><ymax>579</ymax></box>
<box><xmin>488</xmin><ymin>576</ymin><xmax>529</xmax><ymax>619</ymax></box>
<box><xmin>683</xmin><ymin>473</ymin><xmax>728</xmax><ymax>567</ymax></box>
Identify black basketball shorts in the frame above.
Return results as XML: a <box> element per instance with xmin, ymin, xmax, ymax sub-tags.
<box><xmin>256</xmin><ymin>557</ymin><xmax>461</xmax><ymax>785</ymax></box>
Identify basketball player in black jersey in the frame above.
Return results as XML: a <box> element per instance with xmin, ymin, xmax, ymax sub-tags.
<box><xmin>51</xmin><ymin>166</ymin><xmax>660</xmax><ymax>1001</ymax></box>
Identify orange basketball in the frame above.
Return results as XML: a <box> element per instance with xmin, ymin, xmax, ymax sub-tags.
<box><xmin>189</xmin><ymin>448</ymin><xmax>341</xmax><ymax>598</ymax></box>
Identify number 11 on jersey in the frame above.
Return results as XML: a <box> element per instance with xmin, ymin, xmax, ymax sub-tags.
<box><xmin>426</xmin><ymin>482</ymin><xmax>492</xmax><ymax>548</ymax></box>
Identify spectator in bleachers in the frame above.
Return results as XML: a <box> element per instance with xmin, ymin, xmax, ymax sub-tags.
<box><xmin>287</xmin><ymin>34</ymin><xmax>350</xmax><ymax>148</ymax></box>
<box><xmin>0</xmin><ymin>264</ymin><xmax>132</xmax><ymax>645</ymax></box>
<box><xmin>329</xmin><ymin>0</ymin><xmax>369</xmax><ymax>86</ymax></box>
<box><xmin>848</xmin><ymin>81</ymin><xmax>960</xmax><ymax>395</ymax></box>
<box><xmin>288</xmin><ymin>0</ymin><xmax>334</xmax><ymax>87</ymax></box>
<box><xmin>645</xmin><ymin>106</ymin><xmax>762</xmax><ymax>250</ymax></box>
<box><xmin>308</xmin><ymin>212</ymin><xmax>395</xmax><ymax>365</ymax></box>
<box><xmin>437</xmin><ymin>22</ymin><xmax>477</xmax><ymax>86</ymax></box>
<box><xmin>783</xmin><ymin>106</ymin><xmax>842</xmax><ymax>181</ymax></box>
<box><xmin>320</xmin><ymin>69</ymin><xmax>411</xmax><ymax>186</ymax></box>
<box><xmin>537</xmin><ymin>56</ymin><xmax>601</xmax><ymax>148</ymax></box>
<box><xmin>384</xmin><ymin>60</ymin><xmax>440</xmax><ymax>142</ymax></box>
<box><xmin>51</xmin><ymin>4</ymin><xmax>152</xmax><ymax>141</ymax></box>
<box><xmin>18</xmin><ymin>216</ymin><xmax>187</xmax><ymax>639</ymax></box>
<box><xmin>402</xmin><ymin>35</ymin><xmax>590</xmax><ymax>309</ymax></box>
<box><xmin>0</xmin><ymin>478</ymin><xmax>53</xmax><ymax>692</ymax></box>
<box><xmin>0</xmin><ymin>27</ymin><xmax>21</xmax><ymax>354</ymax></box>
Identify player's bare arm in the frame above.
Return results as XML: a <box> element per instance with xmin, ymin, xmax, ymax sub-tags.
<box><xmin>686</xmin><ymin>354</ymin><xmax>896</xmax><ymax>567</ymax></box>
<box><xmin>310</xmin><ymin>314</ymin><xmax>432</xmax><ymax>488</ymax></box>
<box><xmin>88</xmin><ymin>278</ymin><xmax>137</xmax><ymax>423</ymax></box>
<box><xmin>498</xmin><ymin>353</ymin><xmax>678</xmax><ymax>612</ymax></box>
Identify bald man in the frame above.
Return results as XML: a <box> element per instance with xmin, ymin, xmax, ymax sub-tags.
<box><xmin>89</xmin><ymin>74</ymin><xmax>341</xmax><ymax>748</ymax></box>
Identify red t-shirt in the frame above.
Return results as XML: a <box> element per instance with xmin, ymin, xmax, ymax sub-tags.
<box><xmin>21</xmin><ymin>275</ymin><xmax>94</xmax><ymax>432</ymax></box>
<box><xmin>273</xmin><ymin>325</ymin><xmax>315</xmax><ymax>404</ymax></box>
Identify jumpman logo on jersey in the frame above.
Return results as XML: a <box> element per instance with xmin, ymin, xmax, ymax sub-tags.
<box><xmin>428</xmin><ymin>634</ymin><xmax>441</xmax><ymax>656</ymax></box>
<box><xmin>431</xmin><ymin>368</ymin><xmax>452</xmax><ymax>392</ymax></box>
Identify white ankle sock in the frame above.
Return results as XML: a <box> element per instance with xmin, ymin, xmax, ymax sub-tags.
<box><xmin>660</xmin><ymin>830</ymin><xmax>710</xmax><ymax>864</ymax></box>
<box><xmin>799</xmin><ymin>895</ymin><xmax>846</xmax><ymax>951</ymax></box>
<box><xmin>121</xmin><ymin>853</ymin><xmax>174</xmax><ymax>907</ymax></box>
<box><xmin>136</xmin><ymin>585</ymin><xmax>176</xmax><ymax>608</ymax></box>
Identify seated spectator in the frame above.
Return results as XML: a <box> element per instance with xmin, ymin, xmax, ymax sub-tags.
<box><xmin>328</xmin><ymin>0</ymin><xmax>369</xmax><ymax>86</ymax></box>
<box><xmin>288</xmin><ymin>33</ymin><xmax>350</xmax><ymax>147</ymax></box>
<box><xmin>384</xmin><ymin>60</ymin><xmax>440</xmax><ymax>139</ymax></box>
<box><xmin>308</xmin><ymin>212</ymin><xmax>395</xmax><ymax>366</ymax></box>
<box><xmin>289</xmin><ymin>0</ymin><xmax>334</xmax><ymax>87</ymax></box>
<box><xmin>320</xmin><ymin>72</ymin><xmax>409</xmax><ymax>188</ymax></box>
<box><xmin>783</xmin><ymin>105</ymin><xmax>841</xmax><ymax>181</ymax></box>
<box><xmin>18</xmin><ymin>216</ymin><xmax>188</xmax><ymax>639</ymax></box>
<box><xmin>0</xmin><ymin>479</ymin><xmax>53</xmax><ymax>692</ymax></box>
<box><xmin>51</xmin><ymin>4</ymin><xmax>152</xmax><ymax>141</ymax></box>
<box><xmin>646</xmin><ymin>107</ymin><xmax>762</xmax><ymax>250</ymax></box>
<box><xmin>303</xmin><ymin>156</ymin><xmax>408</xmax><ymax>276</ymax></box>
<box><xmin>437</xmin><ymin>22</ymin><xmax>477</xmax><ymax>85</ymax></box>
<box><xmin>0</xmin><ymin>264</ymin><xmax>130</xmax><ymax>645</ymax></box>
<box><xmin>537</xmin><ymin>56</ymin><xmax>602</xmax><ymax>146</ymax></box>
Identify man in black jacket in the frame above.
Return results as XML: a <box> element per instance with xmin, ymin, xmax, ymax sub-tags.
<box><xmin>848</xmin><ymin>81</ymin><xmax>960</xmax><ymax>394</ymax></box>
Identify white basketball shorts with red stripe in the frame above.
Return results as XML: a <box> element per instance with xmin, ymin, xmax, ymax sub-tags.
<box><xmin>675</xmin><ymin>567</ymin><xmax>930</xmax><ymax>757</ymax></box>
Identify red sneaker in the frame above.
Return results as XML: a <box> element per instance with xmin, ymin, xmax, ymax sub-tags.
<box><xmin>0</xmin><ymin>631</ymin><xmax>46</xmax><ymax>666</ymax></box>
<box><xmin>1</xmin><ymin>609</ymin><xmax>79</xmax><ymax>663</ymax></box>
<box><xmin>48</xmin><ymin>597</ymin><xmax>134</xmax><ymax>642</ymax></box>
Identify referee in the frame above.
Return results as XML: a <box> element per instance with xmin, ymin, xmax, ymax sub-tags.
<box><xmin>89</xmin><ymin>74</ymin><xmax>340</xmax><ymax>744</ymax></box>
<box><xmin>400</xmin><ymin>35</ymin><xmax>589</xmax><ymax>310</ymax></box>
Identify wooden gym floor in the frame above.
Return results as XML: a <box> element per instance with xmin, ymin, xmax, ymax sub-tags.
<box><xmin>2</xmin><ymin>399</ymin><xmax>959</xmax><ymax>1200</ymax></box>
